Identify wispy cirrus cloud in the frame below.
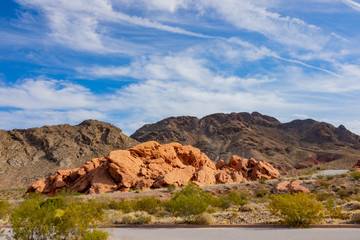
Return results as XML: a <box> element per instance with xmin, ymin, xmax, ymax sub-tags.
<box><xmin>341</xmin><ymin>0</ymin><xmax>360</xmax><ymax>11</ymax></box>
<box><xmin>14</xmin><ymin>0</ymin><xmax>212</xmax><ymax>54</ymax></box>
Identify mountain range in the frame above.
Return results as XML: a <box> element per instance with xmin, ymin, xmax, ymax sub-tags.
<box><xmin>1</xmin><ymin>112</ymin><xmax>359</xmax><ymax>189</ymax></box>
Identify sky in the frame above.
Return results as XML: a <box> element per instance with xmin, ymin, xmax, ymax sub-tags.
<box><xmin>0</xmin><ymin>0</ymin><xmax>360</xmax><ymax>135</ymax></box>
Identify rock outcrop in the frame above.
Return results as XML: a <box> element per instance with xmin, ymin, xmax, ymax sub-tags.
<box><xmin>273</xmin><ymin>180</ymin><xmax>310</xmax><ymax>194</ymax></box>
<box><xmin>131</xmin><ymin>112</ymin><xmax>360</xmax><ymax>170</ymax></box>
<box><xmin>354</xmin><ymin>160</ymin><xmax>360</xmax><ymax>172</ymax></box>
<box><xmin>0</xmin><ymin>120</ymin><xmax>138</xmax><ymax>189</ymax></box>
<box><xmin>27</xmin><ymin>141</ymin><xmax>280</xmax><ymax>196</ymax></box>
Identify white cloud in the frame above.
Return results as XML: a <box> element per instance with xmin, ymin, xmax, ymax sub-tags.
<box><xmin>204</xmin><ymin>0</ymin><xmax>329</xmax><ymax>51</ymax></box>
<box><xmin>0</xmin><ymin>109</ymin><xmax>106</xmax><ymax>130</ymax></box>
<box><xmin>0</xmin><ymin>78</ymin><xmax>95</xmax><ymax>109</ymax></box>
<box><xmin>289</xmin><ymin>63</ymin><xmax>360</xmax><ymax>93</ymax></box>
<box><xmin>138</xmin><ymin>0</ymin><xmax>189</xmax><ymax>12</ymax></box>
<box><xmin>341</xmin><ymin>0</ymin><xmax>360</xmax><ymax>11</ymax></box>
<box><xmin>133</xmin><ymin>0</ymin><xmax>330</xmax><ymax>51</ymax></box>
<box><xmin>15</xmin><ymin>0</ymin><xmax>211</xmax><ymax>53</ymax></box>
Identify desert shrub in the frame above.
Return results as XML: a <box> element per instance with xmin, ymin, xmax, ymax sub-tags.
<box><xmin>191</xmin><ymin>213</ymin><xmax>216</xmax><ymax>225</ymax></box>
<box><xmin>351</xmin><ymin>172</ymin><xmax>360</xmax><ymax>180</ymax></box>
<box><xmin>82</xmin><ymin>229</ymin><xmax>109</xmax><ymax>240</ymax></box>
<box><xmin>23</xmin><ymin>192</ymin><xmax>46</xmax><ymax>200</ymax></box>
<box><xmin>218</xmin><ymin>190</ymin><xmax>248</xmax><ymax>209</ymax></box>
<box><xmin>255</xmin><ymin>188</ymin><xmax>268</xmax><ymax>198</ymax></box>
<box><xmin>239</xmin><ymin>204</ymin><xmax>255</xmax><ymax>212</ymax></box>
<box><xmin>324</xmin><ymin>200</ymin><xmax>347</xmax><ymax>219</ymax></box>
<box><xmin>167</xmin><ymin>185</ymin><xmax>176</xmax><ymax>193</ymax></box>
<box><xmin>326</xmin><ymin>176</ymin><xmax>334</xmax><ymax>181</ymax></box>
<box><xmin>315</xmin><ymin>192</ymin><xmax>333</xmax><ymax>202</ymax></box>
<box><xmin>318</xmin><ymin>180</ymin><xmax>330</xmax><ymax>188</ymax></box>
<box><xmin>56</xmin><ymin>188</ymin><xmax>82</xmax><ymax>197</ymax></box>
<box><xmin>121</xmin><ymin>211</ymin><xmax>152</xmax><ymax>224</ymax></box>
<box><xmin>10</xmin><ymin>197</ymin><xmax>108</xmax><ymax>240</ymax></box>
<box><xmin>165</xmin><ymin>184</ymin><xmax>217</xmax><ymax>220</ymax></box>
<box><xmin>108</xmin><ymin>200</ymin><xmax>134</xmax><ymax>213</ymax></box>
<box><xmin>0</xmin><ymin>200</ymin><xmax>10</xmax><ymax>220</ymax></box>
<box><xmin>259</xmin><ymin>178</ymin><xmax>267</xmax><ymax>183</ymax></box>
<box><xmin>268</xmin><ymin>193</ymin><xmax>324</xmax><ymax>227</ymax></box>
<box><xmin>351</xmin><ymin>210</ymin><xmax>360</xmax><ymax>223</ymax></box>
<box><xmin>336</xmin><ymin>188</ymin><xmax>348</xmax><ymax>198</ymax></box>
<box><xmin>133</xmin><ymin>196</ymin><xmax>162</xmax><ymax>214</ymax></box>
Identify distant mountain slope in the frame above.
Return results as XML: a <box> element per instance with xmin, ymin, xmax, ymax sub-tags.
<box><xmin>131</xmin><ymin>112</ymin><xmax>360</xmax><ymax>170</ymax></box>
<box><xmin>0</xmin><ymin>120</ymin><xmax>138</xmax><ymax>189</ymax></box>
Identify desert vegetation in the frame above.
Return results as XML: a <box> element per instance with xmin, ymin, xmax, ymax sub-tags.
<box><xmin>0</xmin><ymin>170</ymin><xmax>359</xmax><ymax>239</ymax></box>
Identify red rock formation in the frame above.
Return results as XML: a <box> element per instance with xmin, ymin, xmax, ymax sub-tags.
<box><xmin>274</xmin><ymin>180</ymin><xmax>310</xmax><ymax>194</ymax></box>
<box><xmin>353</xmin><ymin>160</ymin><xmax>360</xmax><ymax>172</ymax></box>
<box><xmin>215</xmin><ymin>155</ymin><xmax>280</xmax><ymax>184</ymax></box>
<box><xmin>27</xmin><ymin>141</ymin><xmax>280</xmax><ymax>196</ymax></box>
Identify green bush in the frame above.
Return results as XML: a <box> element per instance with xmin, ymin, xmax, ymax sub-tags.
<box><xmin>108</xmin><ymin>200</ymin><xmax>134</xmax><ymax>213</ymax></box>
<box><xmin>134</xmin><ymin>196</ymin><xmax>161</xmax><ymax>214</ymax></box>
<box><xmin>318</xmin><ymin>180</ymin><xmax>330</xmax><ymax>188</ymax></box>
<box><xmin>0</xmin><ymin>200</ymin><xmax>10</xmax><ymax>220</ymax></box>
<box><xmin>351</xmin><ymin>172</ymin><xmax>360</xmax><ymax>180</ymax></box>
<box><xmin>268</xmin><ymin>193</ymin><xmax>324</xmax><ymax>227</ymax></box>
<box><xmin>218</xmin><ymin>190</ymin><xmax>248</xmax><ymax>209</ymax></box>
<box><xmin>10</xmin><ymin>197</ymin><xmax>109</xmax><ymax>240</ymax></box>
<box><xmin>165</xmin><ymin>184</ymin><xmax>217</xmax><ymax>220</ymax></box>
<box><xmin>315</xmin><ymin>192</ymin><xmax>333</xmax><ymax>202</ymax></box>
<box><xmin>82</xmin><ymin>229</ymin><xmax>109</xmax><ymax>240</ymax></box>
<box><xmin>325</xmin><ymin>200</ymin><xmax>347</xmax><ymax>219</ymax></box>
<box><xmin>336</xmin><ymin>188</ymin><xmax>348</xmax><ymax>198</ymax></box>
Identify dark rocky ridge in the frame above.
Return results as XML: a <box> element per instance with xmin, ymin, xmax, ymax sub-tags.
<box><xmin>131</xmin><ymin>112</ymin><xmax>360</xmax><ymax>170</ymax></box>
<box><xmin>0</xmin><ymin>120</ymin><xmax>138</xmax><ymax>189</ymax></box>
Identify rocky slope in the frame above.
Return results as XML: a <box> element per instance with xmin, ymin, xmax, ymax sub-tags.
<box><xmin>0</xmin><ymin>120</ymin><xmax>138</xmax><ymax>189</ymax></box>
<box><xmin>27</xmin><ymin>141</ymin><xmax>280</xmax><ymax>196</ymax></box>
<box><xmin>131</xmin><ymin>112</ymin><xmax>360</xmax><ymax>170</ymax></box>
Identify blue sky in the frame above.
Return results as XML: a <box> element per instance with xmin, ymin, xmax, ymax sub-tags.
<box><xmin>1</xmin><ymin>0</ymin><xmax>360</xmax><ymax>135</ymax></box>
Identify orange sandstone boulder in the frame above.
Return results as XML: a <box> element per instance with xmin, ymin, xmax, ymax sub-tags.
<box><xmin>27</xmin><ymin>141</ymin><xmax>280</xmax><ymax>196</ymax></box>
<box><xmin>215</xmin><ymin>160</ymin><xmax>226</xmax><ymax>169</ymax></box>
<box><xmin>274</xmin><ymin>180</ymin><xmax>310</xmax><ymax>194</ymax></box>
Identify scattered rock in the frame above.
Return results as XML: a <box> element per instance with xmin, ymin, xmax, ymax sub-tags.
<box><xmin>274</xmin><ymin>180</ymin><xmax>310</xmax><ymax>194</ymax></box>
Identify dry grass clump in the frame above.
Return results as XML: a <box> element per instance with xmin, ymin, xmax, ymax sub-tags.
<box><xmin>192</xmin><ymin>213</ymin><xmax>216</xmax><ymax>225</ymax></box>
<box><xmin>120</xmin><ymin>211</ymin><xmax>152</xmax><ymax>224</ymax></box>
<box><xmin>351</xmin><ymin>210</ymin><xmax>360</xmax><ymax>223</ymax></box>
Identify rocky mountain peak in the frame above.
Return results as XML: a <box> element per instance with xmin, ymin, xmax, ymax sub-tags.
<box><xmin>0</xmin><ymin>120</ymin><xmax>138</xmax><ymax>189</ymax></box>
<box><xmin>131</xmin><ymin>112</ymin><xmax>360</xmax><ymax>170</ymax></box>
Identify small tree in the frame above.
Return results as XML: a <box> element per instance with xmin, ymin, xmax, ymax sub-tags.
<box><xmin>268</xmin><ymin>192</ymin><xmax>324</xmax><ymax>227</ymax></box>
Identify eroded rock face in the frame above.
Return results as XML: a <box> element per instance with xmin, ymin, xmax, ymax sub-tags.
<box><xmin>27</xmin><ymin>142</ymin><xmax>280</xmax><ymax>196</ymax></box>
<box><xmin>215</xmin><ymin>155</ymin><xmax>280</xmax><ymax>184</ymax></box>
<box><xmin>273</xmin><ymin>180</ymin><xmax>310</xmax><ymax>194</ymax></box>
<box><xmin>354</xmin><ymin>160</ymin><xmax>360</xmax><ymax>172</ymax></box>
